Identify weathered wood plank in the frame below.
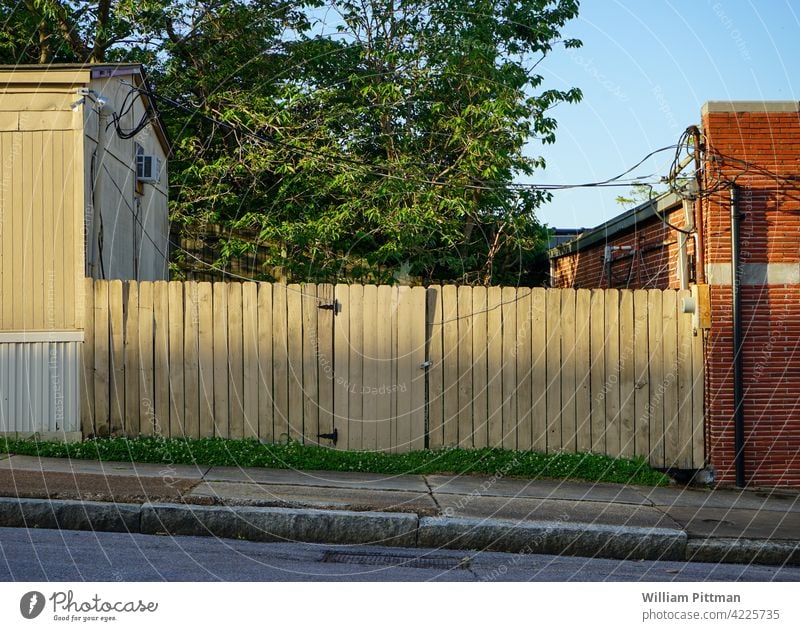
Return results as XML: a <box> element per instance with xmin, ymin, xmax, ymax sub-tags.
<box><xmin>212</xmin><ymin>282</ymin><xmax>229</xmax><ymax>438</ymax></box>
<box><xmin>560</xmin><ymin>289</ymin><xmax>577</xmax><ymax>452</ymax></box>
<box><xmin>426</xmin><ymin>287</ymin><xmax>444</xmax><ymax>449</ymax></box>
<box><xmin>515</xmin><ymin>289</ymin><xmax>533</xmax><ymax>451</ymax></box>
<box><xmin>183</xmin><ymin>281</ymin><xmax>200</xmax><ymax>439</ymax></box>
<box><xmin>409</xmin><ymin>286</ymin><xmax>427</xmax><ymax>452</ymax></box>
<box><xmin>286</xmin><ymin>284</ymin><xmax>304</xmax><ymax>442</ymax></box>
<box><xmin>395</xmin><ymin>286</ymin><xmax>413</xmax><ymax>452</ymax></box>
<box><xmin>486</xmin><ymin>286</ymin><xmax>503</xmax><ymax>448</ymax></box>
<box><xmin>108</xmin><ymin>280</ymin><xmax>125</xmax><ymax>435</ymax></box>
<box><xmin>618</xmin><ymin>290</ymin><xmax>636</xmax><ymax>458</ymax></box>
<box><xmin>441</xmin><ymin>285</ymin><xmax>459</xmax><ymax>447</ymax></box>
<box><xmin>137</xmin><ymin>282</ymin><xmax>155</xmax><ymax>436</ymax></box>
<box><xmin>315</xmin><ymin>283</ymin><xmax>334</xmax><ymax>445</ymax></box>
<box><xmin>93</xmin><ymin>281</ymin><xmax>109</xmax><ymax>435</ymax></box>
<box><xmin>241</xmin><ymin>284</ymin><xmax>259</xmax><ymax>439</ymax></box>
<box><xmin>457</xmin><ymin>286</ymin><xmax>473</xmax><ymax>447</ymax></box>
<box><xmin>80</xmin><ymin>277</ymin><xmax>95</xmax><ymax>436</ymax></box>
<box><xmin>633</xmin><ymin>289</ymin><xmax>650</xmax><ymax>460</ymax></box>
<box><xmin>662</xmin><ymin>290</ymin><xmax>680</xmax><ymax>467</ymax></box>
<box><xmin>531</xmin><ymin>287</ymin><xmax>547</xmax><ymax>452</ymax></box>
<box><xmin>361</xmin><ymin>284</ymin><xmax>377</xmax><ymax>450</ymax></box>
<box><xmin>376</xmin><ymin>285</ymin><xmax>393</xmax><ymax>451</ymax></box>
<box><xmin>332</xmin><ymin>284</ymin><xmax>349</xmax><ymax>449</ymax></box>
<box><xmin>196</xmin><ymin>282</ymin><xmax>214</xmax><ymax>439</ymax></box>
<box><xmin>347</xmin><ymin>284</ymin><xmax>364</xmax><ymax>450</ymax></box>
<box><xmin>545</xmin><ymin>289</ymin><xmax>562</xmax><ymax>452</ymax></box>
<box><xmin>603</xmin><ymin>288</ymin><xmax>621</xmax><ymax>457</ymax></box>
<box><xmin>501</xmin><ymin>286</ymin><xmax>517</xmax><ymax>450</ymax></box>
<box><xmin>153</xmin><ymin>281</ymin><xmax>170</xmax><ymax>436</ymax></box>
<box><xmin>575</xmin><ymin>289</ymin><xmax>592</xmax><ymax>453</ymax></box>
<box><xmin>227</xmin><ymin>282</ymin><xmax>244</xmax><ymax>439</ymax></box>
<box><xmin>167</xmin><ymin>281</ymin><xmax>185</xmax><ymax>437</ymax></box>
<box><xmin>677</xmin><ymin>289</ymin><xmax>694</xmax><ymax>468</ymax></box>
<box><xmin>591</xmin><ymin>290</ymin><xmax>607</xmax><ymax>457</ymax></box>
<box><xmin>647</xmin><ymin>290</ymin><xmax>665</xmax><ymax>467</ymax></box>
<box><xmin>124</xmin><ymin>281</ymin><xmax>140</xmax><ymax>436</ymax></box>
<box><xmin>691</xmin><ymin>314</ymin><xmax>705</xmax><ymax>469</ymax></box>
<box><xmin>301</xmin><ymin>284</ymin><xmax>320</xmax><ymax>445</ymax></box>
<box><xmin>272</xmin><ymin>283</ymin><xmax>289</xmax><ymax>443</ymax></box>
<box><xmin>256</xmin><ymin>283</ymin><xmax>274</xmax><ymax>442</ymax></box>
<box><xmin>471</xmin><ymin>286</ymin><xmax>489</xmax><ymax>449</ymax></box>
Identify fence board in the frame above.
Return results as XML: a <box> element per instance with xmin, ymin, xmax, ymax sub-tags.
<box><xmin>302</xmin><ymin>284</ymin><xmax>320</xmax><ymax>446</ymax></box>
<box><xmin>486</xmin><ymin>287</ymin><xmax>503</xmax><ymax>448</ymax></box>
<box><xmin>168</xmin><ymin>281</ymin><xmax>185</xmax><ymax>438</ymax></box>
<box><xmin>81</xmin><ymin>277</ymin><xmax>95</xmax><ymax>436</ymax></box>
<box><xmin>647</xmin><ymin>290</ymin><xmax>665</xmax><ymax>466</ymax></box>
<box><xmin>333</xmin><ymin>284</ymin><xmax>349</xmax><ymax>449</ymax></box>
<box><xmin>347</xmin><ymin>284</ymin><xmax>364</xmax><ymax>450</ymax></box>
<box><xmin>287</xmin><ymin>284</ymin><xmax>304</xmax><ymax>442</ymax></box>
<box><xmin>212</xmin><ymin>282</ymin><xmax>228</xmax><ymax>438</ymax></box>
<box><xmin>545</xmin><ymin>289</ymin><xmax>561</xmax><ymax>451</ymax></box>
<box><xmin>604</xmin><ymin>288</ymin><xmax>621</xmax><ymax>457</ymax></box>
<box><xmin>677</xmin><ymin>289</ymin><xmax>694</xmax><ymax>468</ymax></box>
<box><xmin>257</xmin><ymin>283</ymin><xmax>274</xmax><ymax>442</ymax></box>
<box><xmin>441</xmin><ymin>285</ymin><xmax>458</xmax><ymax>447</ymax></box>
<box><xmin>457</xmin><ymin>286</ymin><xmax>473</xmax><ymax>447</ymax></box>
<box><xmin>619</xmin><ymin>290</ymin><xmax>636</xmax><ymax>458</ymax></box>
<box><xmin>409</xmin><ymin>287</ymin><xmax>427</xmax><ymax>451</ymax></box>
<box><xmin>93</xmin><ymin>281</ymin><xmax>109</xmax><ymax>434</ymax></box>
<box><xmin>575</xmin><ymin>289</ymin><xmax>592</xmax><ymax>453</ymax></box>
<box><xmin>183</xmin><ymin>281</ymin><xmax>200</xmax><ymax>439</ymax></box>
<box><xmin>272</xmin><ymin>283</ymin><xmax>289</xmax><ymax>443</ymax></box>
<box><xmin>633</xmin><ymin>290</ymin><xmax>650</xmax><ymax>460</ymax></box>
<box><xmin>124</xmin><ymin>282</ymin><xmax>140</xmax><ymax>436</ymax></box>
<box><xmin>376</xmin><ymin>285</ymin><xmax>393</xmax><ymax>450</ymax></box>
<box><xmin>108</xmin><ymin>280</ymin><xmax>124</xmax><ymax>435</ymax></box>
<box><xmin>197</xmin><ymin>282</ymin><xmax>214</xmax><ymax>440</ymax></box>
<box><xmin>227</xmin><ymin>282</ymin><xmax>244</xmax><ymax>439</ymax></box>
<box><xmin>153</xmin><ymin>281</ymin><xmax>170</xmax><ymax>436</ymax></box>
<box><xmin>501</xmin><ymin>287</ymin><xmax>517</xmax><ymax>450</ymax></box>
<box><xmin>426</xmin><ymin>287</ymin><xmax>444</xmax><ymax>449</ymax></box>
<box><xmin>137</xmin><ymin>281</ymin><xmax>155</xmax><ymax>435</ymax></box>
<box><xmin>395</xmin><ymin>286</ymin><xmax>413</xmax><ymax>451</ymax></box>
<box><xmin>361</xmin><ymin>285</ymin><xmax>377</xmax><ymax>450</ymax></box>
<box><xmin>692</xmin><ymin>320</ymin><xmax>705</xmax><ymax>468</ymax></box>
<box><xmin>662</xmin><ymin>290</ymin><xmax>680</xmax><ymax>466</ymax></box>
<box><xmin>560</xmin><ymin>289</ymin><xmax>577</xmax><ymax>452</ymax></box>
<box><xmin>531</xmin><ymin>287</ymin><xmax>547</xmax><ymax>451</ymax></box>
<box><xmin>242</xmin><ymin>282</ymin><xmax>259</xmax><ymax>439</ymax></box>
<box><xmin>589</xmin><ymin>289</ymin><xmax>605</xmax><ymax>454</ymax></box>
<box><xmin>471</xmin><ymin>286</ymin><xmax>489</xmax><ymax>449</ymax></box>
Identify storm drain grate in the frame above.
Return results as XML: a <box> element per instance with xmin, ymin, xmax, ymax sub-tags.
<box><xmin>321</xmin><ymin>551</ymin><xmax>469</xmax><ymax>570</ymax></box>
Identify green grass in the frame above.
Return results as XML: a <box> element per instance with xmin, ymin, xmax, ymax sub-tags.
<box><xmin>0</xmin><ymin>436</ymin><xmax>671</xmax><ymax>486</ymax></box>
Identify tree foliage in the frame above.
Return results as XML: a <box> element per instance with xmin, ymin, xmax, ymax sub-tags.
<box><xmin>1</xmin><ymin>0</ymin><xmax>582</xmax><ymax>285</ymax></box>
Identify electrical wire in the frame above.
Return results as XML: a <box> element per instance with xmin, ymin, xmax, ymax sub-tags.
<box><xmin>121</xmin><ymin>82</ymin><xmax>676</xmax><ymax>194</ymax></box>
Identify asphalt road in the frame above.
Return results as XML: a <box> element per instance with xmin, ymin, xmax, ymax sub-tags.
<box><xmin>1</xmin><ymin>527</ymin><xmax>798</xmax><ymax>581</ymax></box>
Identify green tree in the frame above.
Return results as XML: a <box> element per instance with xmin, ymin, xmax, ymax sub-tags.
<box><xmin>1</xmin><ymin>0</ymin><xmax>582</xmax><ymax>286</ymax></box>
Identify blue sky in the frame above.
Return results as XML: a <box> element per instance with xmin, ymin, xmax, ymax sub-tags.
<box><xmin>531</xmin><ymin>0</ymin><xmax>800</xmax><ymax>229</ymax></box>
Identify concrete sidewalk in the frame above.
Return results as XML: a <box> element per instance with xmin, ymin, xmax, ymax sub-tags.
<box><xmin>0</xmin><ymin>453</ymin><xmax>798</xmax><ymax>565</ymax></box>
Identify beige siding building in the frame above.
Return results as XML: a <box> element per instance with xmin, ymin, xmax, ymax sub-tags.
<box><xmin>0</xmin><ymin>64</ymin><xmax>170</xmax><ymax>438</ymax></box>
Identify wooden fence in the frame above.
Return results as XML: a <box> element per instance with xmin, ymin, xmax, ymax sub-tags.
<box><xmin>81</xmin><ymin>279</ymin><xmax>704</xmax><ymax>468</ymax></box>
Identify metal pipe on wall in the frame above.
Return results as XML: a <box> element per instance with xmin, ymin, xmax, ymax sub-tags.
<box><xmin>730</xmin><ymin>184</ymin><xmax>745</xmax><ymax>487</ymax></box>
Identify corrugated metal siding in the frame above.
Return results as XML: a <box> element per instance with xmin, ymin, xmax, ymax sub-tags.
<box><xmin>0</xmin><ymin>341</ymin><xmax>80</xmax><ymax>433</ymax></box>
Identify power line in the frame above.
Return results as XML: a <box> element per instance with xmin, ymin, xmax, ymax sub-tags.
<box><xmin>123</xmin><ymin>82</ymin><xmax>677</xmax><ymax>194</ymax></box>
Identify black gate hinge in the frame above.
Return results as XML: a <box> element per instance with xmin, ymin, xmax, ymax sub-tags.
<box><xmin>318</xmin><ymin>299</ymin><xmax>341</xmax><ymax>314</ymax></box>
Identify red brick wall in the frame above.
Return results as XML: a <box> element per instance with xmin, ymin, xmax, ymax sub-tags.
<box><xmin>550</xmin><ymin>204</ymin><xmax>693</xmax><ymax>290</ymax></box>
<box><xmin>702</xmin><ymin>107</ymin><xmax>800</xmax><ymax>488</ymax></box>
